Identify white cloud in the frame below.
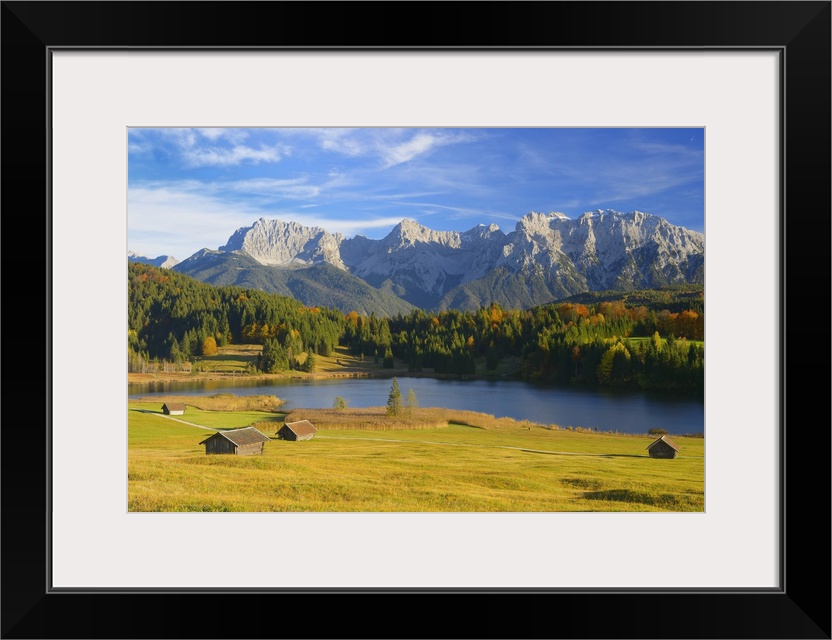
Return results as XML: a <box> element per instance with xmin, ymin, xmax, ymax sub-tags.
<box><xmin>195</xmin><ymin>128</ymin><xmax>249</xmax><ymax>143</ymax></box>
<box><xmin>381</xmin><ymin>133</ymin><xmax>439</xmax><ymax>167</ymax></box>
<box><xmin>128</xmin><ymin>141</ymin><xmax>152</xmax><ymax>154</ymax></box>
<box><xmin>230</xmin><ymin>178</ymin><xmax>321</xmax><ymax>200</ymax></box>
<box><xmin>585</xmin><ymin>162</ymin><xmax>703</xmax><ymax>207</ymax></box>
<box><xmin>128</xmin><ymin>186</ymin><xmax>262</xmax><ymax>259</ymax></box>
<box><xmin>379</xmin><ymin>131</ymin><xmax>475</xmax><ymax>168</ymax></box>
<box><xmin>183</xmin><ymin>144</ymin><xmax>285</xmax><ymax>167</ymax></box>
<box><xmin>128</xmin><ymin>182</ymin><xmax>411</xmax><ymax>258</ymax></box>
<box><xmin>392</xmin><ymin>162</ymin><xmax>490</xmax><ymax>194</ymax></box>
<box><xmin>133</xmin><ymin>128</ymin><xmax>288</xmax><ymax>167</ymax></box>
<box><xmin>317</xmin><ymin>216</ymin><xmax>404</xmax><ymax>236</ymax></box>
<box><xmin>316</xmin><ymin>129</ymin><xmax>366</xmax><ymax>156</ymax></box>
<box><xmin>383</xmin><ymin>200</ymin><xmax>484</xmax><ymax>217</ymax></box>
<box><xmin>631</xmin><ymin>139</ymin><xmax>704</xmax><ymax>159</ymax></box>
<box><xmin>275</xmin><ymin>128</ymin><xmax>476</xmax><ymax>169</ymax></box>
<box><xmin>156</xmin><ymin>128</ymin><xmax>198</xmax><ymax>148</ymax></box>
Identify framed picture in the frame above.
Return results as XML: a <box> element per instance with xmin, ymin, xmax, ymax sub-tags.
<box><xmin>4</xmin><ymin>2</ymin><xmax>829</xmax><ymax>638</ymax></box>
<box><xmin>124</xmin><ymin>124</ymin><xmax>708</xmax><ymax>513</ymax></box>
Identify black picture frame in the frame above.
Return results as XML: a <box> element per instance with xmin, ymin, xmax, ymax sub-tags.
<box><xmin>2</xmin><ymin>2</ymin><xmax>829</xmax><ymax>638</ymax></box>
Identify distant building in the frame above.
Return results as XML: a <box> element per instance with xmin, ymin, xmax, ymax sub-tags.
<box><xmin>162</xmin><ymin>402</ymin><xmax>186</xmax><ymax>416</ymax></box>
<box><xmin>646</xmin><ymin>434</ymin><xmax>680</xmax><ymax>459</ymax></box>
<box><xmin>199</xmin><ymin>427</ymin><xmax>270</xmax><ymax>455</ymax></box>
<box><xmin>277</xmin><ymin>420</ymin><xmax>317</xmax><ymax>441</ymax></box>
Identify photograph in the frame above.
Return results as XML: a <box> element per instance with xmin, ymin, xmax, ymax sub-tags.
<box><xmin>3</xmin><ymin>0</ymin><xmax>829</xmax><ymax>636</ymax></box>
<box><xmin>127</xmin><ymin>126</ymin><xmax>705</xmax><ymax>513</ymax></box>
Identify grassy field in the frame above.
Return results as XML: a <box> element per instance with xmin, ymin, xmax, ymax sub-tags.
<box><xmin>131</xmin><ymin>339</ymin><xmax>703</xmax><ymax>386</ymax></box>
<box><xmin>131</xmin><ymin>344</ymin><xmax>527</xmax><ymax>384</ymax></box>
<box><xmin>128</xmin><ymin>399</ymin><xmax>704</xmax><ymax>513</ymax></box>
<box><xmin>196</xmin><ymin>343</ymin><xmax>412</xmax><ymax>376</ymax></box>
<box><xmin>193</xmin><ymin>344</ymin><xmax>260</xmax><ymax>373</ymax></box>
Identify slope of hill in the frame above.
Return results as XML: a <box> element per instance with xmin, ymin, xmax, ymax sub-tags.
<box><xmin>173</xmin><ymin>250</ymin><xmax>415</xmax><ymax>316</ymax></box>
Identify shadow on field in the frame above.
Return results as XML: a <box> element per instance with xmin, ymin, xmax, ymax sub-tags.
<box><xmin>583</xmin><ymin>488</ymin><xmax>702</xmax><ymax>509</ymax></box>
<box><xmin>520</xmin><ymin>449</ymin><xmax>646</xmax><ymax>459</ymax></box>
<box><xmin>203</xmin><ymin>353</ymin><xmax>255</xmax><ymax>363</ymax></box>
<box><xmin>600</xmin><ymin>454</ymin><xmax>651</xmax><ymax>459</ymax></box>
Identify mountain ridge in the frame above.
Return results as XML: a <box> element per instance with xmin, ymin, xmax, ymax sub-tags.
<box><xmin>127</xmin><ymin>250</ymin><xmax>179</xmax><ymax>269</ymax></box>
<box><xmin>155</xmin><ymin>209</ymin><xmax>703</xmax><ymax>314</ymax></box>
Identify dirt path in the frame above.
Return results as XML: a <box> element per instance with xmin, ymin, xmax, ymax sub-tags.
<box><xmin>135</xmin><ymin>410</ymin><xmax>218</xmax><ymax>431</ymax></box>
<box><xmin>134</xmin><ymin>414</ymin><xmax>701</xmax><ymax>458</ymax></box>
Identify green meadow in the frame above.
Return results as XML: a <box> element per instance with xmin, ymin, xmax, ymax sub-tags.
<box><xmin>128</xmin><ymin>399</ymin><xmax>704</xmax><ymax>513</ymax></box>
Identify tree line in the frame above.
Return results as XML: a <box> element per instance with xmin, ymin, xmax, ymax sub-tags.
<box><xmin>128</xmin><ymin>263</ymin><xmax>342</xmax><ymax>373</ymax></box>
<box><xmin>129</xmin><ymin>263</ymin><xmax>703</xmax><ymax>394</ymax></box>
<box><xmin>371</xmin><ymin>301</ymin><xmax>703</xmax><ymax>394</ymax></box>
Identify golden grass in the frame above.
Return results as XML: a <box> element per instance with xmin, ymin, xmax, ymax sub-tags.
<box><xmin>135</xmin><ymin>393</ymin><xmax>285</xmax><ymax>412</ymax></box>
<box><xmin>127</xmin><ymin>393</ymin><xmax>704</xmax><ymax>513</ymax></box>
<box><xmin>128</xmin><ymin>407</ymin><xmax>705</xmax><ymax>512</ymax></box>
<box><xmin>195</xmin><ymin>344</ymin><xmax>261</xmax><ymax>371</ymax></box>
<box><xmin>272</xmin><ymin>407</ymin><xmax>553</xmax><ymax>431</ymax></box>
<box><xmin>312</xmin><ymin>345</ymin><xmax>409</xmax><ymax>375</ymax></box>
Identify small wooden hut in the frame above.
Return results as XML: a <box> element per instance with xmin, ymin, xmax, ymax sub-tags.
<box><xmin>277</xmin><ymin>420</ymin><xmax>317</xmax><ymax>441</ymax></box>
<box><xmin>646</xmin><ymin>434</ymin><xmax>680</xmax><ymax>459</ymax></box>
<box><xmin>162</xmin><ymin>402</ymin><xmax>186</xmax><ymax>416</ymax></box>
<box><xmin>199</xmin><ymin>427</ymin><xmax>270</xmax><ymax>455</ymax></box>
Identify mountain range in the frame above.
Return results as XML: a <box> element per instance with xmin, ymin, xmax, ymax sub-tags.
<box><xmin>127</xmin><ymin>250</ymin><xmax>179</xmax><ymax>270</ymax></box>
<box><xmin>129</xmin><ymin>209</ymin><xmax>704</xmax><ymax>315</ymax></box>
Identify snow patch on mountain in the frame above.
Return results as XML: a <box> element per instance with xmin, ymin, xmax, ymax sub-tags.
<box><xmin>128</xmin><ymin>250</ymin><xmax>179</xmax><ymax>269</ymax></box>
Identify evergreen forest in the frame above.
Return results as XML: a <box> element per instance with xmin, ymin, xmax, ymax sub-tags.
<box><xmin>129</xmin><ymin>262</ymin><xmax>704</xmax><ymax>395</ymax></box>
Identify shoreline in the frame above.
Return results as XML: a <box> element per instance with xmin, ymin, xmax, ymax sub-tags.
<box><xmin>128</xmin><ymin>370</ymin><xmax>376</xmax><ymax>384</ymax></box>
<box><xmin>127</xmin><ymin>369</ymin><xmax>497</xmax><ymax>385</ymax></box>
<box><xmin>126</xmin><ymin>370</ymin><xmax>701</xmax><ymax>399</ymax></box>
<box><xmin>127</xmin><ymin>369</ymin><xmax>702</xmax><ymax>401</ymax></box>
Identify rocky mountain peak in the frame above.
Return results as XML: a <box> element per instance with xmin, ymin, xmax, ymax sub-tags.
<box><xmin>127</xmin><ymin>250</ymin><xmax>179</xmax><ymax>269</ymax></box>
<box><xmin>462</xmin><ymin>223</ymin><xmax>504</xmax><ymax>242</ymax></box>
<box><xmin>516</xmin><ymin>211</ymin><xmax>569</xmax><ymax>237</ymax></box>
<box><xmin>220</xmin><ymin>217</ymin><xmax>345</xmax><ymax>269</ymax></box>
<box><xmin>173</xmin><ymin>211</ymin><xmax>703</xmax><ymax>312</ymax></box>
<box><xmin>383</xmin><ymin>218</ymin><xmax>460</xmax><ymax>248</ymax></box>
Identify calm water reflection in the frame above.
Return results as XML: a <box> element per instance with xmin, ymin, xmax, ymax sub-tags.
<box><xmin>129</xmin><ymin>377</ymin><xmax>703</xmax><ymax>435</ymax></box>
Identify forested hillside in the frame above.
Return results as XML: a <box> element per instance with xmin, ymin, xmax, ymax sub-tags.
<box><xmin>172</xmin><ymin>250</ymin><xmax>415</xmax><ymax>316</ymax></box>
<box><xmin>348</xmin><ymin>296</ymin><xmax>703</xmax><ymax>394</ymax></box>
<box><xmin>129</xmin><ymin>263</ymin><xmax>703</xmax><ymax>394</ymax></box>
<box><xmin>128</xmin><ymin>263</ymin><xmax>344</xmax><ymax>372</ymax></box>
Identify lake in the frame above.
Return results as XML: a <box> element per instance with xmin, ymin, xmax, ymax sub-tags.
<box><xmin>128</xmin><ymin>377</ymin><xmax>704</xmax><ymax>435</ymax></box>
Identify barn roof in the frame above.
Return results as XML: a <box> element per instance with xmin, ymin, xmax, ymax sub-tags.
<box><xmin>162</xmin><ymin>402</ymin><xmax>186</xmax><ymax>412</ymax></box>
<box><xmin>200</xmin><ymin>427</ymin><xmax>270</xmax><ymax>447</ymax></box>
<box><xmin>283</xmin><ymin>420</ymin><xmax>318</xmax><ymax>437</ymax></box>
<box><xmin>646</xmin><ymin>435</ymin><xmax>680</xmax><ymax>451</ymax></box>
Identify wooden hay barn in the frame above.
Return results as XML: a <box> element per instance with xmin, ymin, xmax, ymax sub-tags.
<box><xmin>277</xmin><ymin>420</ymin><xmax>317</xmax><ymax>442</ymax></box>
<box><xmin>199</xmin><ymin>427</ymin><xmax>270</xmax><ymax>456</ymax></box>
<box><xmin>162</xmin><ymin>402</ymin><xmax>186</xmax><ymax>416</ymax></box>
<box><xmin>646</xmin><ymin>435</ymin><xmax>680</xmax><ymax>459</ymax></box>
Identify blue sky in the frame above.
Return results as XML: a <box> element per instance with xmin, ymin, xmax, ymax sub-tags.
<box><xmin>128</xmin><ymin>127</ymin><xmax>704</xmax><ymax>260</ymax></box>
